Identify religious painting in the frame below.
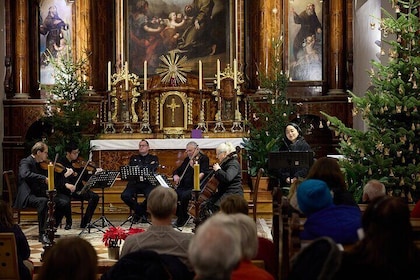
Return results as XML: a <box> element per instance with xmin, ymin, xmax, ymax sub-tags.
<box><xmin>127</xmin><ymin>0</ymin><xmax>231</xmax><ymax>81</ymax></box>
<box><xmin>287</xmin><ymin>1</ymin><xmax>323</xmax><ymax>81</ymax></box>
<box><xmin>39</xmin><ymin>0</ymin><xmax>73</xmax><ymax>85</ymax></box>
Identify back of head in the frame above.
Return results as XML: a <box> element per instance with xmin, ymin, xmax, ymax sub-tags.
<box><xmin>31</xmin><ymin>141</ymin><xmax>47</xmax><ymax>155</ymax></box>
<box><xmin>362</xmin><ymin>180</ymin><xmax>386</xmax><ymax>203</ymax></box>
<box><xmin>220</xmin><ymin>194</ymin><xmax>249</xmax><ymax>215</ymax></box>
<box><xmin>297</xmin><ymin>179</ymin><xmax>333</xmax><ymax>215</ymax></box>
<box><xmin>230</xmin><ymin>213</ymin><xmax>258</xmax><ymax>260</ymax></box>
<box><xmin>189</xmin><ymin>213</ymin><xmax>241</xmax><ymax>280</ymax></box>
<box><xmin>37</xmin><ymin>236</ymin><xmax>97</xmax><ymax>280</ymax></box>
<box><xmin>147</xmin><ymin>186</ymin><xmax>177</xmax><ymax>219</ymax></box>
<box><xmin>216</xmin><ymin>142</ymin><xmax>236</xmax><ymax>155</ymax></box>
<box><xmin>306</xmin><ymin>157</ymin><xmax>347</xmax><ymax>190</ymax></box>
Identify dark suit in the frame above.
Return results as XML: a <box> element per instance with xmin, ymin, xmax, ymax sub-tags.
<box><xmin>121</xmin><ymin>153</ymin><xmax>159</xmax><ymax>217</ymax></box>
<box><xmin>15</xmin><ymin>155</ymin><xmax>48</xmax><ymax>236</ymax></box>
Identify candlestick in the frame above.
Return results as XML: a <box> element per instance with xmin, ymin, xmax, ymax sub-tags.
<box><xmin>198</xmin><ymin>60</ymin><xmax>203</xmax><ymax>90</ymax></box>
<box><xmin>107</xmin><ymin>61</ymin><xmax>111</xmax><ymax>91</ymax></box>
<box><xmin>217</xmin><ymin>59</ymin><xmax>221</xmax><ymax>89</ymax></box>
<box><xmin>194</xmin><ymin>162</ymin><xmax>200</xmax><ymax>191</ymax></box>
<box><xmin>47</xmin><ymin>162</ymin><xmax>54</xmax><ymax>191</ymax></box>
<box><xmin>125</xmin><ymin>61</ymin><xmax>129</xmax><ymax>90</ymax></box>
<box><xmin>233</xmin><ymin>59</ymin><xmax>237</xmax><ymax>89</ymax></box>
<box><xmin>144</xmin><ymin>61</ymin><xmax>148</xmax><ymax>91</ymax></box>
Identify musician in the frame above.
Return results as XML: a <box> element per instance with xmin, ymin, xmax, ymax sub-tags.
<box><xmin>15</xmin><ymin>142</ymin><xmax>50</xmax><ymax>243</ymax></box>
<box><xmin>121</xmin><ymin>139</ymin><xmax>159</xmax><ymax>223</ymax></box>
<box><xmin>173</xmin><ymin>141</ymin><xmax>209</xmax><ymax>227</ymax></box>
<box><xmin>201</xmin><ymin>142</ymin><xmax>243</xmax><ymax>215</ymax></box>
<box><xmin>55</xmin><ymin>142</ymin><xmax>99</xmax><ymax>229</ymax></box>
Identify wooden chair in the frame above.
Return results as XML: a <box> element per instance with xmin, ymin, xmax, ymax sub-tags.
<box><xmin>249</xmin><ymin>168</ymin><xmax>264</xmax><ymax>221</ymax></box>
<box><xmin>0</xmin><ymin>233</ymin><xmax>19</xmax><ymax>279</ymax></box>
<box><xmin>3</xmin><ymin>170</ymin><xmax>37</xmax><ymax>224</ymax></box>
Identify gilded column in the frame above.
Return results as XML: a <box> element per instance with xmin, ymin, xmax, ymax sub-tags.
<box><xmin>328</xmin><ymin>0</ymin><xmax>345</xmax><ymax>95</ymax></box>
<box><xmin>14</xmin><ymin>0</ymin><xmax>30</xmax><ymax>98</ymax></box>
<box><xmin>74</xmin><ymin>0</ymin><xmax>91</xmax><ymax>80</ymax></box>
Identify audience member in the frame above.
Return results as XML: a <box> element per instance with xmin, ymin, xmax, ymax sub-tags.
<box><xmin>188</xmin><ymin>213</ymin><xmax>242</xmax><ymax>280</ymax></box>
<box><xmin>220</xmin><ymin>194</ymin><xmax>277</xmax><ymax>278</ymax></box>
<box><xmin>0</xmin><ymin>200</ymin><xmax>32</xmax><ymax>280</ymax></box>
<box><xmin>297</xmin><ymin>179</ymin><xmax>361</xmax><ymax>244</ymax></box>
<box><xmin>230</xmin><ymin>213</ymin><xmax>274</xmax><ymax>280</ymax></box>
<box><xmin>121</xmin><ymin>186</ymin><xmax>194</xmax><ymax>275</ymax></box>
<box><xmin>361</xmin><ymin>179</ymin><xmax>386</xmax><ymax>203</ymax></box>
<box><xmin>306</xmin><ymin>157</ymin><xmax>357</xmax><ymax>206</ymax></box>
<box><xmin>333</xmin><ymin>196</ymin><xmax>420</xmax><ymax>279</ymax></box>
<box><xmin>36</xmin><ymin>236</ymin><xmax>97</xmax><ymax>280</ymax></box>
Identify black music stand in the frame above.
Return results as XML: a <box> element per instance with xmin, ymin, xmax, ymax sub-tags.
<box><xmin>268</xmin><ymin>151</ymin><xmax>314</xmax><ymax>193</ymax></box>
<box><xmin>79</xmin><ymin>170</ymin><xmax>120</xmax><ymax>235</ymax></box>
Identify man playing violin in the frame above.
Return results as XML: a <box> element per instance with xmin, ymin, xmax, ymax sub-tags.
<box><xmin>121</xmin><ymin>139</ymin><xmax>159</xmax><ymax>224</ymax></box>
<box><xmin>172</xmin><ymin>141</ymin><xmax>209</xmax><ymax>227</ymax></box>
<box><xmin>200</xmin><ymin>142</ymin><xmax>243</xmax><ymax>217</ymax></box>
<box><xmin>55</xmin><ymin>142</ymin><xmax>100</xmax><ymax>229</ymax></box>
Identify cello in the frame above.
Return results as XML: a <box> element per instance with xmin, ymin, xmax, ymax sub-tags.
<box><xmin>188</xmin><ymin>147</ymin><xmax>239</xmax><ymax>218</ymax></box>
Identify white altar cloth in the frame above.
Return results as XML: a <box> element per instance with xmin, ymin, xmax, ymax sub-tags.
<box><xmin>90</xmin><ymin>138</ymin><xmax>244</xmax><ymax>151</ymax></box>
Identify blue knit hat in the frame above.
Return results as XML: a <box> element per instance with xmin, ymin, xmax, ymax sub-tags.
<box><xmin>297</xmin><ymin>179</ymin><xmax>333</xmax><ymax>215</ymax></box>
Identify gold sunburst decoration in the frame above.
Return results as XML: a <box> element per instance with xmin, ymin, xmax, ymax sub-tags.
<box><xmin>156</xmin><ymin>51</ymin><xmax>191</xmax><ymax>86</ymax></box>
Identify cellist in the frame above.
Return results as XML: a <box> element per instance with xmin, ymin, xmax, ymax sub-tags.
<box><xmin>200</xmin><ymin>142</ymin><xmax>243</xmax><ymax>217</ymax></box>
<box><xmin>172</xmin><ymin>141</ymin><xmax>209</xmax><ymax>227</ymax></box>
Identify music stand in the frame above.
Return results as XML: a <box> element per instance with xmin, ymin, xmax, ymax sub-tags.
<box><xmin>79</xmin><ymin>170</ymin><xmax>120</xmax><ymax>235</ymax></box>
<box><xmin>120</xmin><ymin>165</ymin><xmax>149</xmax><ymax>181</ymax></box>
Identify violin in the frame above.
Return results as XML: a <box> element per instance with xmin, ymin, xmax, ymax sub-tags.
<box><xmin>72</xmin><ymin>157</ymin><xmax>97</xmax><ymax>173</ymax></box>
<box><xmin>39</xmin><ymin>160</ymin><xmax>67</xmax><ymax>173</ymax></box>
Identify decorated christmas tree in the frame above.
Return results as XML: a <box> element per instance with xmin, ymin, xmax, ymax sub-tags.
<box><xmin>42</xmin><ymin>48</ymin><xmax>97</xmax><ymax>158</ymax></box>
<box><xmin>322</xmin><ymin>0</ymin><xmax>420</xmax><ymax>202</ymax></box>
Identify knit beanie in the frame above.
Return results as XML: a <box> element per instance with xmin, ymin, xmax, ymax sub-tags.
<box><xmin>297</xmin><ymin>179</ymin><xmax>333</xmax><ymax>215</ymax></box>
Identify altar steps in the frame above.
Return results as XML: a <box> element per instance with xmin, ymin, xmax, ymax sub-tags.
<box><xmin>18</xmin><ymin>180</ymin><xmax>273</xmax><ymax>224</ymax></box>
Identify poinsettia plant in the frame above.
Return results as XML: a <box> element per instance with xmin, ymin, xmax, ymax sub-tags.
<box><xmin>102</xmin><ymin>226</ymin><xmax>145</xmax><ymax>247</ymax></box>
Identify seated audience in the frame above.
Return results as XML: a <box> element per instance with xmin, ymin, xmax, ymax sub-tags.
<box><xmin>220</xmin><ymin>194</ymin><xmax>277</xmax><ymax>278</ymax></box>
<box><xmin>121</xmin><ymin>186</ymin><xmax>194</xmax><ymax>275</ymax></box>
<box><xmin>188</xmin><ymin>213</ymin><xmax>242</xmax><ymax>280</ymax></box>
<box><xmin>36</xmin><ymin>236</ymin><xmax>97</xmax><ymax>280</ymax></box>
<box><xmin>361</xmin><ymin>179</ymin><xmax>386</xmax><ymax>203</ymax></box>
<box><xmin>297</xmin><ymin>179</ymin><xmax>361</xmax><ymax>244</ymax></box>
<box><xmin>333</xmin><ymin>196</ymin><xmax>420</xmax><ymax>279</ymax></box>
<box><xmin>230</xmin><ymin>213</ymin><xmax>274</xmax><ymax>280</ymax></box>
<box><xmin>0</xmin><ymin>200</ymin><xmax>32</xmax><ymax>280</ymax></box>
<box><xmin>306</xmin><ymin>157</ymin><xmax>357</xmax><ymax>206</ymax></box>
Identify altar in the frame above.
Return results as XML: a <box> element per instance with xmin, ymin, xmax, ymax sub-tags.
<box><xmin>90</xmin><ymin>138</ymin><xmax>246</xmax><ymax>177</ymax></box>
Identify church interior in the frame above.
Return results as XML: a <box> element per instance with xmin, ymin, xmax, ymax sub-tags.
<box><xmin>1</xmin><ymin>0</ymin><xmax>419</xmax><ymax>279</ymax></box>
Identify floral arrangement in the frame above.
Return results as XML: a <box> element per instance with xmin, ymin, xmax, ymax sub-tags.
<box><xmin>102</xmin><ymin>226</ymin><xmax>145</xmax><ymax>247</ymax></box>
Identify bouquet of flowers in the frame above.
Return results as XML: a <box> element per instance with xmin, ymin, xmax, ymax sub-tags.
<box><xmin>102</xmin><ymin>226</ymin><xmax>145</xmax><ymax>247</ymax></box>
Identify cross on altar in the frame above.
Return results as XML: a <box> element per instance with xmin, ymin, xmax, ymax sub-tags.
<box><xmin>166</xmin><ymin>97</ymin><xmax>180</xmax><ymax>125</ymax></box>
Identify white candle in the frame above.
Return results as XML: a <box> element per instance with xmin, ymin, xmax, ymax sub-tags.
<box><xmin>144</xmin><ymin>61</ymin><xmax>148</xmax><ymax>91</ymax></box>
<box><xmin>107</xmin><ymin>61</ymin><xmax>111</xmax><ymax>91</ymax></box>
<box><xmin>125</xmin><ymin>61</ymin><xmax>129</xmax><ymax>90</ymax></box>
<box><xmin>233</xmin><ymin>59</ymin><xmax>237</xmax><ymax>89</ymax></box>
<box><xmin>217</xmin><ymin>59</ymin><xmax>220</xmax><ymax>90</ymax></box>
<box><xmin>198</xmin><ymin>60</ymin><xmax>203</xmax><ymax>90</ymax></box>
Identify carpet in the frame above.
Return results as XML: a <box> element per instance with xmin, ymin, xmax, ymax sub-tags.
<box><xmin>23</xmin><ymin>218</ymin><xmax>272</xmax><ymax>263</ymax></box>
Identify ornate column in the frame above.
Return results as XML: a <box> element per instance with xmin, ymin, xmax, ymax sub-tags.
<box><xmin>328</xmin><ymin>0</ymin><xmax>346</xmax><ymax>95</ymax></box>
<box><xmin>14</xmin><ymin>0</ymin><xmax>29</xmax><ymax>98</ymax></box>
<box><xmin>74</xmin><ymin>0</ymin><xmax>91</xmax><ymax>78</ymax></box>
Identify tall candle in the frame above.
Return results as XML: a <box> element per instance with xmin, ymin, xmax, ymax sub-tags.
<box><xmin>217</xmin><ymin>59</ymin><xmax>220</xmax><ymax>89</ymax></box>
<box><xmin>48</xmin><ymin>162</ymin><xmax>54</xmax><ymax>191</ymax></box>
<box><xmin>125</xmin><ymin>61</ymin><xmax>129</xmax><ymax>90</ymax></box>
<box><xmin>107</xmin><ymin>61</ymin><xmax>111</xmax><ymax>91</ymax></box>
<box><xmin>198</xmin><ymin>60</ymin><xmax>203</xmax><ymax>90</ymax></box>
<box><xmin>193</xmin><ymin>162</ymin><xmax>200</xmax><ymax>191</ymax></box>
<box><xmin>144</xmin><ymin>60</ymin><xmax>148</xmax><ymax>90</ymax></box>
<box><xmin>233</xmin><ymin>59</ymin><xmax>238</xmax><ymax>89</ymax></box>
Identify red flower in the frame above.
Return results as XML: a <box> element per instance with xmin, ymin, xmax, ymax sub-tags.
<box><xmin>102</xmin><ymin>226</ymin><xmax>129</xmax><ymax>247</ymax></box>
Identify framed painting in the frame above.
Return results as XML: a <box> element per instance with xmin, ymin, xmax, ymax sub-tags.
<box><xmin>126</xmin><ymin>0</ymin><xmax>233</xmax><ymax>81</ymax></box>
<box><xmin>286</xmin><ymin>1</ymin><xmax>324</xmax><ymax>82</ymax></box>
<box><xmin>39</xmin><ymin>0</ymin><xmax>73</xmax><ymax>85</ymax></box>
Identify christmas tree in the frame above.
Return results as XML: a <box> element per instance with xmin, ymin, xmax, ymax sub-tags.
<box><xmin>322</xmin><ymin>0</ymin><xmax>420</xmax><ymax>202</ymax></box>
<box><xmin>42</xmin><ymin>47</ymin><xmax>97</xmax><ymax>158</ymax></box>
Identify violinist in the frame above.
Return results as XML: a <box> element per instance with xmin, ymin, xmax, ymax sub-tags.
<box><xmin>172</xmin><ymin>141</ymin><xmax>209</xmax><ymax>227</ymax></box>
<box><xmin>121</xmin><ymin>139</ymin><xmax>159</xmax><ymax>224</ymax></box>
<box><xmin>200</xmin><ymin>142</ymin><xmax>243</xmax><ymax>216</ymax></box>
<box><xmin>55</xmin><ymin>142</ymin><xmax>99</xmax><ymax>229</ymax></box>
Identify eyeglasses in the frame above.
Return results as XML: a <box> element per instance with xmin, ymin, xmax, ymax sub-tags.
<box><xmin>139</xmin><ymin>145</ymin><xmax>148</xmax><ymax>147</ymax></box>
<box><xmin>217</xmin><ymin>151</ymin><xmax>226</xmax><ymax>156</ymax></box>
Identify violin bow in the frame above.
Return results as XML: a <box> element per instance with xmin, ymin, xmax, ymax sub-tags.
<box><xmin>73</xmin><ymin>154</ymin><xmax>93</xmax><ymax>189</ymax></box>
<box><xmin>177</xmin><ymin>145</ymin><xmax>199</xmax><ymax>187</ymax></box>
